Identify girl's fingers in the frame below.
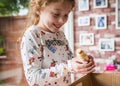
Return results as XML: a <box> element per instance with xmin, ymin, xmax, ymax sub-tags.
<box><xmin>88</xmin><ymin>55</ymin><xmax>95</xmax><ymax>62</ymax></box>
<box><xmin>71</xmin><ymin>56</ymin><xmax>95</xmax><ymax>74</ymax></box>
<box><xmin>77</xmin><ymin>61</ymin><xmax>95</xmax><ymax>69</ymax></box>
<box><xmin>78</xmin><ymin>65</ymin><xmax>95</xmax><ymax>72</ymax></box>
<box><xmin>86</xmin><ymin>61</ymin><xmax>95</xmax><ymax>68</ymax></box>
<box><xmin>74</xmin><ymin>64</ymin><xmax>95</xmax><ymax>73</ymax></box>
<box><xmin>86</xmin><ymin>64</ymin><xmax>95</xmax><ymax>71</ymax></box>
<box><xmin>73</xmin><ymin>68</ymin><xmax>95</xmax><ymax>74</ymax></box>
<box><xmin>80</xmin><ymin>68</ymin><xmax>96</xmax><ymax>74</ymax></box>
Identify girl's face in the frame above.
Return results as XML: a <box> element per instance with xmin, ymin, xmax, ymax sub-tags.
<box><xmin>37</xmin><ymin>1</ymin><xmax>73</xmax><ymax>33</ymax></box>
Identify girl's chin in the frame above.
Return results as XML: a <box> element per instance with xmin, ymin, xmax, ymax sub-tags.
<box><xmin>52</xmin><ymin>27</ymin><xmax>60</xmax><ymax>32</ymax></box>
<box><xmin>48</xmin><ymin>28</ymin><xmax>59</xmax><ymax>33</ymax></box>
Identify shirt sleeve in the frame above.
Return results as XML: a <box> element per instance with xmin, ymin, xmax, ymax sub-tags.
<box><xmin>20</xmin><ymin>29</ymin><xmax>73</xmax><ymax>86</ymax></box>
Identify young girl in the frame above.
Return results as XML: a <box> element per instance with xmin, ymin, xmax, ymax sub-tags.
<box><xmin>20</xmin><ymin>0</ymin><xmax>95</xmax><ymax>86</ymax></box>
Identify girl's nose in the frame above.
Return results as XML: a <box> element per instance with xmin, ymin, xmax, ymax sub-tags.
<box><xmin>59</xmin><ymin>17</ymin><xmax>67</xmax><ymax>24</ymax></box>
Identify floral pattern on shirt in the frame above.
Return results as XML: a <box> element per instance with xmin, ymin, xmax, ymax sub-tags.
<box><xmin>20</xmin><ymin>25</ymin><xmax>74</xmax><ymax>86</ymax></box>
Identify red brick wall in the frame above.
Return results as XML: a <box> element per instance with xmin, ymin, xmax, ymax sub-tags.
<box><xmin>0</xmin><ymin>16</ymin><xmax>27</xmax><ymax>85</ymax></box>
<box><xmin>0</xmin><ymin>16</ymin><xmax>27</xmax><ymax>64</ymax></box>
<box><xmin>74</xmin><ymin>0</ymin><xmax>120</xmax><ymax>60</ymax></box>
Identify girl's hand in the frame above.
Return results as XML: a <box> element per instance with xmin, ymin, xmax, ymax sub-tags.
<box><xmin>71</xmin><ymin>55</ymin><xmax>95</xmax><ymax>74</ymax></box>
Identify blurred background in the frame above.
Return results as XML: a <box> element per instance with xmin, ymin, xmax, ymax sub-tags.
<box><xmin>0</xmin><ymin>0</ymin><xmax>30</xmax><ymax>86</ymax></box>
<box><xmin>0</xmin><ymin>0</ymin><xmax>120</xmax><ymax>86</ymax></box>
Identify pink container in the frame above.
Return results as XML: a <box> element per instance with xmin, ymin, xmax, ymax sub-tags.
<box><xmin>106</xmin><ymin>64</ymin><xmax>115</xmax><ymax>71</ymax></box>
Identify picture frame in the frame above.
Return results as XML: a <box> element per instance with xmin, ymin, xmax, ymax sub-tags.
<box><xmin>95</xmin><ymin>14</ymin><xmax>107</xmax><ymax>29</ymax></box>
<box><xmin>116</xmin><ymin>0</ymin><xmax>120</xmax><ymax>29</ymax></box>
<box><xmin>79</xmin><ymin>33</ymin><xmax>94</xmax><ymax>45</ymax></box>
<box><xmin>78</xmin><ymin>16</ymin><xmax>90</xmax><ymax>26</ymax></box>
<box><xmin>78</xmin><ymin>0</ymin><xmax>89</xmax><ymax>11</ymax></box>
<box><xmin>94</xmin><ymin>0</ymin><xmax>108</xmax><ymax>8</ymax></box>
<box><xmin>99</xmin><ymin>38</ymin><xmax>115</xmax><ymax>51</ymax></box>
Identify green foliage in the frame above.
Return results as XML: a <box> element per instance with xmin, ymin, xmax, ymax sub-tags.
<box><xmin>0</xmin><ymin>35</ymin><xmax>4</xmax><ymax>45</ymax></box>
<box><xmin>0</xmin><ymin>35</ymin><xmax>5</xmax><ymax>55</ymax></box>
<box><xmin>0</xmin><ymin>47</ymin><xmax>5</xmax><ymax>55</ymax></box>
<box><xmin>0</xmin><ymin>0</ymin><xmax>30</xmax><ymax>16</ymax></box>
<box><xmin>0</xmin><ymin>80</ymin><xmax>5</xmax><ymax>86</ymax></box>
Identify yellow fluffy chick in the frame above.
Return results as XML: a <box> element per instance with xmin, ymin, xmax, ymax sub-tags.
<box><xmin>76</xmin><ymin>49</ymin><xmax>89</xmax><ymax>61</ymax></box>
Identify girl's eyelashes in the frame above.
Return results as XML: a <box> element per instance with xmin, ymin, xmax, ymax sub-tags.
<box><xmin>53</xmin><ymin>13</ymin><xmax>60</xmax><ymax>17</ymax></box>
<box><xmin>53</xmin><ymin>13</ymin><xmax>69</xmax><ymax>19</ymax></box>
<box><xmin>64</xmin><ymin>14</ymin><xmax>68</xmax><ymax>18</ymax></box>
<box><xmin>51</xmin><ymin>11</ymin><xmax>69</xmax><ymax>18</ymax></box>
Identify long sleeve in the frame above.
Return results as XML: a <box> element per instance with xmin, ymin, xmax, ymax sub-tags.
<box><xmin>20</xmin><ymin>26</ymin><xmax>74</xmax><ymax>86</ymax></box>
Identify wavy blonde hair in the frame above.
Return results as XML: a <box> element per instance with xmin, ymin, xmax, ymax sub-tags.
<box><xmin>18</xmin><ymin>0</ymin><xmax>74</xmax><ymax>43</ymax></box>
<box><xmin>27</xmin><ymin>0</ymin><xmax>75</xmax><ymax>27</ymax></box>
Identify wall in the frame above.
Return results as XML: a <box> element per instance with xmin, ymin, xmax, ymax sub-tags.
<box><xmin>0</xmin><ymin>16</ymin><xmax>26</xmax><ymax>64</ymax></box>
<box><xmin>74</xmin><ymin>0</ymin><xmax>120</xmax><ymax>59</ymax></box>
<box><xmin>0</xmin><ymin>16</ymin><xmax>27</xmax><ymax>85</ymax></box>
<box><xmin>73</xmin><ymin>0</ymin><xmax>120</xmax><ymax>71</ymax></box>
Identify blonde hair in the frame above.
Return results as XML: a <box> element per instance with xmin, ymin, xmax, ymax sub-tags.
<box><xmin>27</xmin><ymin>0</ymin><xmax>75</xmax><ymax>27</ymax></box>
<box><xmin>18</xmin><ymin>0</ymin><xmax>74</xmax><ymax>43</ymax></box>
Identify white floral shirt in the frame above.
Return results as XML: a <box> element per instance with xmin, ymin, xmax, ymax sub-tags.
<box><xmin>20</xmin><ymin>25</ymin><xmax>74</xmax><ymax>86</ymax></box>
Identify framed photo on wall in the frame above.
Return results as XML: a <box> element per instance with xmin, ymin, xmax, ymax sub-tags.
<box><xmin>116</xmin><ymin>0</ymin><xmax>120</xmax><ymax>29</ymax></box>
<box><xmin>95</xmin><ymin>14</ymin><xmax>107</xmax><ymax>29</ymax></box>
<box><xmin>94</xmin><ymin>0</ymin><xmax>108</xmax><ymax>8</ymax></box>
<box><xmin>99</xmin><ymin>38</ymin><xmax>115</xmax><ymax>51</ymax></box>
<box><xmin>78</xmin><ymin>16</ymin><xmax>90</xmax><ymax>26</ymax></box>
<box><xmin>78</xmin><ymin>0</ymin><xmax>89</xmax><ymax>11</ymax></box>
<box><xmin>79</xmin><ymin>33</ymin><xmax>94</xmax><ymax>45</ymax></box>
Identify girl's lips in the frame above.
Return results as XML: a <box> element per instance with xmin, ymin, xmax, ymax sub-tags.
<box><xmin>53</xmin><ymin>24</ymin><xmax>62</xmax><ymax>29</ymax></box>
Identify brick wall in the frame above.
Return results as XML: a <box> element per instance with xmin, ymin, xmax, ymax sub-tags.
<box><xmin>0</xmin><ymin>16</ymin><xmax>27</xmax><ymax>64</ymax></box>
<box><xmin>74</xmin><ymin>0</ymin><xmax>120</xmax><ymax>61</ymax></box>
<box><xmin>0</xmin><ymin>16</ymin><xmax>27</xmax><ymax>85</ymax></box>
